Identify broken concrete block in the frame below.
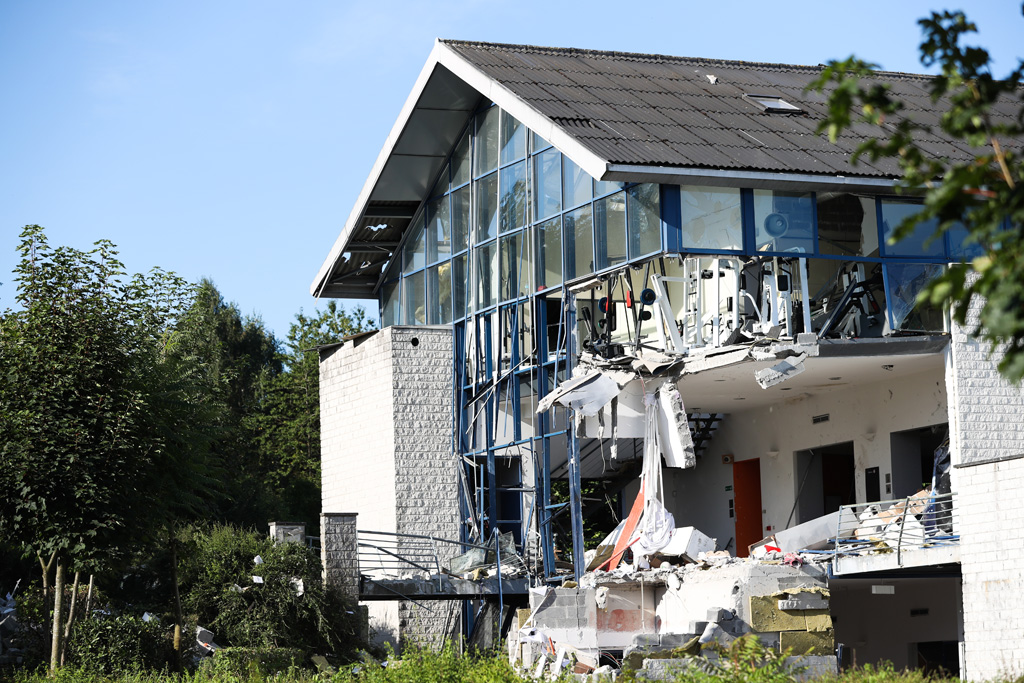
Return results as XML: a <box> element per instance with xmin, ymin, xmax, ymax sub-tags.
<box><xmin>804</xmin><ymin>610</ymin><xmax>833</xmax><ymax>632</ymax></box>
<box><xmin>755</xmin><ymin>353</ymin><xmax>807</xmax><ymax>389</ymax></box>
<box><xmin>632</xmin><ymin>633</ymin><xmax>661</xmax><ymax>648</ymax></box>
<box><xmin>774</xmin><ymin>512</ymin><xmax>840</xmax><ymax>553</ymax></box>
<box><xmin>656</xmin><ymin>384</ymin><xmax>696</xmax><ymax>469</ymax></box>
<box><xmin>706</xmin><ymin>607</ymin><xmax>734</xmax><ymax>623</ymax></box>
<box><xmin>686</xmin><ymin>621</ymin><xmax>709</xmax><ymax>635</ymax></box>
<box><xmin>749</xmin><ymin>595</ymin><xmax>807</xmax><ymax>632</ymax></box>
<box><xmin>777</xmin><ymin>594</ymin><xmax>829</xmax><ymax>611</ymax></box>
<box><xmin>657</xmin><ymin>526</ymin><xmax>716</xmax><ymax>563</ymax></box>
<box><xmin>780</xmin><ymin>630</ymin><xmax>834</xmax><ymax>656</ymax></box>
<box><xmin>660</xmin><ymin>632</ymin><xmax>700</xmax><ymax>648</ymax></box>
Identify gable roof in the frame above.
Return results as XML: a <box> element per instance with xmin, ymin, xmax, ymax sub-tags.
<box><xmin>312</xmin><ymin>39</ymin><xmax>1022</xmax><ymax>300</ymax></box>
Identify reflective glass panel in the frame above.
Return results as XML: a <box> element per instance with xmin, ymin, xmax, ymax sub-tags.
<box><xmin>532</xmin><ymin>131</ymin><xmax>551</xmax><ymax>153</ymax></box>
<box><xmin>475</xmin><ymin>240</ymin><xmax>497</xmax><ymax>310</ymax></box>
<box><xmin>453</xmin><ymin>253</ymin><xmax>468</xmax><ymax>320</ymax></box>
<box><xmin>451</xmin><ymin>129</ymin><xmax>471</xmax><ymax>187</ymax></box>
<box><xmin>518</xmin><ymin>372</ymin><xmax>537</xmax><ymax>438</ymax></box>
<box><xmin>500</xmin><ymin>161</ymin><xmax>528</xmax><ymax>233</ymax></box>
<box><xmin>565</xmin><ymin>205</ymin><xmax>594</xmax><ymax>280</ymax></box>
<box><xmin>500</xmin><ymin>229</ymin><xmax>533</xmax><ymax>301</ymax></box>
<box><xmin>474</xmin><ymin>107</ymin><xmax>499</xmax><ymax>175</ymax></box>
<box><xmin>753</xmin><ymin>190</ymin><xmax>815</xmax><ymax>254</ymax></box>
<box><xmin>594</xmin><ymin>178</ymin><xmax>626</xmax><ymax>197</ymax></box>
<box><xmin>475</xmin><ymin>171</ymin><xmax>498</xmax><ymax>242</ymax></box>
<box><xmin>680</xmin><ymin>185</ymin><xmax>743</xmax><ymax>251</ymax></box>
<box><xmin>428</xmin><ymin>262</ymin><xmax>452</xmax><ymax>325</ymax></box>
<box><xmin>562</xmin><ymin>156</ymin><xmax>592</xmax><ymax>209</ymax></box>
<box><xmin>403</xmin><ymin>214</ymin><xmax>426</xmax><ymax>273</ymax></box>
<box><xmin>886</xmin><ymin>263</ymin><xmax>945</xmax><ymax>332</ymax></box>
<box><xmin>382</xmin><ymin>279</ymin><xmax>400</xmax><ymax>328</ymax></box>
<box><xmin>500</xmin><ymin>112</ymin><xmax>527</xmax><ymax>165</ymax></box>
<box><xmin>628</xmin><ymin>183</ymin><xmax>661</xmax><ymax>259</ymax></box>
<box><xmin>430</xmin><ymin>162</ymin><xmax>449</xmax><ymax>199</ymax></box>
<box><xmin>451</xmin><ymin>185</ymin><xmax>470</xmax><ymax>253</ymax></box>
<box><xmin>426</xmin><ymin>195</ymin><xmax>451</xmax><ymax>263</ymax></box>
<box><xmin>404</xmin><ymin>270</ymin><xmax>425</xmax><ymax>325</ymax></box>
<box><xmin>816</xmin><ymin>193</ymin><xmax>879</xmax><ymax>258</ymax></box>
<box><xmin>595</xmin><ymin>191</ymin><xmax>627</xmax><ymax>270</ymax></box>
<box><xmin>533</xmin><ymin>148</ymin><xmax>561</xmax><ymax>222</ymax></box>
<box><xmin>880</xmin><ymin>201</ymin><xmax>946</xmax><ymax>258</ymax></box>
<box><xmin>537</xmin><ymin>217</ymin><xmax>563</xmax><ymax>290</ymax></box>
<box><xmin>948</xmin><ymin>221</ymin><xmax>983</xmax><ymax>260</ymax></box>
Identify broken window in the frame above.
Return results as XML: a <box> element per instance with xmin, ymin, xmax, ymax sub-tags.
<box><xmin>753</xmin><ymin>190</ymin><xmax>814</xmax><ymax>254</ymax></box>
<box><xmin>452</xmin><ymin>253</ymin><xmax>468</xmax><ymax>320</ymax></box>
<box><xmin>628</xmin><ymin>183</ymin><xmax>661</xmax><ymax>259</ymax></box>
<box><xmin>475</xmin><ymin>240</ymin><xmax>497</xmax><ymax>310</ymax></box>
<box><xmin>475</xmin><ymin>171</ymin><xmax>499</xmax><ymax>242</ymax></box>
<box><xmin>885</xmin><ymin>262</ymin><xmax>945</xmax><ymax>332</ymax></box>
<box><xmin>537</xmin><ymin>216</ymin><xmax>563</xmax><ymax>290</ymax></box>
<box><xmin>816</xmin><ymin>193</ymin><xmax>879</xmax><ymax>258</ymax></box>
<box><xmin>680</xmin><ymin>185</ymin><xmax>743</xmax><ymax>252</ymax></box>
<box><xmin>595</xmin><ymin>191</ymin><xmax>627</xmax><ymax>270</ymax></box>
<box><xmin>500</xmin><ymin>229</ymin><xmax>533</xmax><ymax>301</ymax></box>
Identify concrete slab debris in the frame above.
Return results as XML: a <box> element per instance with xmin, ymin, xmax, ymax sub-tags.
<box><xmin>774</xmin><ymin>511</ymin><xmax>840</xmax><ymax>553</ymax></box>
<box><xmin>754</xmin><ymin>353</ymin><xmax>807</xmax><ymax>389</ymax></box>
<box><xmin>779</xmin><ymin>629</ymin><xmax>834</xmax><ymax>656</ymax></box>
<box><xmin>656</xmin><ymin>384</ymin><xmax>696</xmax><ymax>469</ymax></box>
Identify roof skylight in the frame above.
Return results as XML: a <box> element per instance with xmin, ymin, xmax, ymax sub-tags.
<box><xmin>744</xmin><ymin>94</ymin><xmax>803</xmax><ymax>114</ymax></box>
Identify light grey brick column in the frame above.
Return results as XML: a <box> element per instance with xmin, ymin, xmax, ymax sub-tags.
<box><xmin>321</xmin><ymin>512</ymin><xmax>359</xmax><ymax>598</ymax></box>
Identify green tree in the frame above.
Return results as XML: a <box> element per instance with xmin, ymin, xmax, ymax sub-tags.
<box><xmin>0</xmin><ymin>226</ymin><xmax>218</xmax><ymax>671</ymax></box>
<box><xmin>247</xmin><ymin>301</ymin><xmax>374</xmax><ymax>528</ymax></box>
<box><xmin>810</xmin><ymin>6</ymin><xmax>1024</xmax><ymax>379</ymax></box>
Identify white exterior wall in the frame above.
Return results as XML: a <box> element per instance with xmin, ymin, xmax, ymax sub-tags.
<box><xmin>319</xmin><ymin>326</ymin><xmax>457</xmax><ymax>649</ymax></box>
<box><xmin>664</xmin><ymin>367</ymin><xmax>947</xmax><ymax>550</ymax></box>
<box><xmin>948</xmin><ymin>310</ymin><xmax>1024</xmax><ymax>681</ymax></box>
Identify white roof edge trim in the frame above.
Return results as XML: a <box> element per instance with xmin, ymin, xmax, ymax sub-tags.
<box><xmin>434</xmin><ymin>41</ymin><xmax>610</xmax><ymax>183</ymax></box>
<box><xmin>605</xmin><ymin>164</ymin><xmax>902</xmax><ymax>189</ymax></box>
<box><xmin>311</xmin><ymin>40</ymin><xmax>449</xmax><ymax>297</ymax></box>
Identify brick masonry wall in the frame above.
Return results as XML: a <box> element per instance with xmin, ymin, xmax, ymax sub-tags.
<box><xmin>948</xmin><ymin>299</ymin><xmax>1024</xmax><ymax>681</ymax></box>
<box><xmin>388</xmin><ymin>327</ymin><xmax>459</xmax><ymax>649</ymax></box>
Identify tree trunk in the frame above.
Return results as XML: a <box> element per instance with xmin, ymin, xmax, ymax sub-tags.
<box><xmin>38</xmin><ymin>551</ymin><xmax>56</xmax><ymax>615</ymax></box>
<box><xmin>84</xmin><ymin>574</ymin><xmax>94</xmax><ymax>617</ymax></box>
<box><xmin>49</xmin><ymin>562</ymin><xmax>65</xmax><ymax>676</ymax></box>
<box><xmin>171</xmin><ymin>539</ymin><xmax>184</xmax><ymax>672</ymax></box>
<box><xmin>59</xmin><ymin>571</ymin><xmax>80</xmax><ymax>666</ymax></box>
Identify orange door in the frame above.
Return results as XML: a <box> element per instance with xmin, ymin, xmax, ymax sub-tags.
<box><xmin>733</xmin><ymin>458</ymin><xmax>763</xmax><ymax>557</ymax></box>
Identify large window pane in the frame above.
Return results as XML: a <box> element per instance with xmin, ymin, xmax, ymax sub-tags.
<box><xmin>680</xmin><ymin>185</ymin><xmax>743</xmax><ymax>251</ymax></box>
<box><xmin>628</xmin><ymin>183</ymin><xmax>661</xmax><ymax>259</ymax></box>
<box><xmin>886</xmin><ymin>263</ymin><xmax>945</xmax><ymax>332</ymax></box>
<box><xmin>452</xmin><ymin>129</ymin><xmax>471</xmax><ymax>187</ymax></box>
<box><xmin>403</xmin><ymin>214</ymin><xmax>426</xmax><ymax>273</ymax></box>
<box><xmin>533</xmin><ymin>148</ymin><xmax>561</xmax><ymax>222</ymax></box>
<box><xmin>595</xmin><ymin>191</ymin><xmax>627</xmax><ymax>270</ymax></box>
<box><xmin>428</xmin><ymin>262</ymin><xmax>452</xmax><ymax>325</ymax></box>
<box><xmin>426</xmin><ymin>195</ymin><xmax>451</xmax><ymax>263</ymax></box>
<box><xmin>594</xmin><ymin>178</ymin><xmax>626</xmax><ymax>197</ymax></box>
<box><xmin>565</xmin><ymin>205</ymin><xmax>594</xmax><ymax>280</ymax></box>
<box><xmin>753</xmin><ymin>190</ymin><xmax>815</xmax><ymax>254</ymax></box>
<box><xmin>382</xmin><ymin>279</ymin><xmax>400</xmax><ymax>328</ymax></box>
<box><xmin>404</xmin><ymin>271</ymin><xmax>425</xmax><ymax>325</ymax></box>
<box><xmin>562</xmin><ymin>156</ymin><xmax>592</xmax><ymax>209</ymax></box>
<box><xmin>451</xmin><ymin>185</ymin><xmax>470</xmax><ymax>253</ymax></box>
<box><xmin>500</xmin><ymin>229</ymin><xmax>533</xmax><ymax>301</ymax></box>
<box><xmin>475</xmin><ymin>171</ymin><xmax>498</xmax><ymax>242</ymax></box>
<box><xmin>816</xmin><ymin>193</ymin><xmax>879</xmax><ymax>258</ymax></box>
<box><xmin>948</xmin><ymin>221</ymin><xmax>983</xmax><ymax>260</ymax></box>
<box><xmin>880</xmin><ymin>201</ymin><xmax>946</xmax><ymax>258</ymax></box>
<box><xmin>537</xmin><ymin>217</ymin><xmax>562</xmax><ymax>290</ymax></box>
<box><xmin>453</xmin><ymin>253</ymin><xmax>468</xmax><ymax>320</ymax></box>
<box><xmin>500</xmin><ymin>112</ymin><xmax>527</xmax><ymax>166</ymax></box>
<box><xmin>475</xmin><ymin>240</ymin><xmax>497</xmax><ymax>310</ymax></box>
<box><xmin>474</xmin><ymin>107</ymin><xmax>499</xmax><ymax>176</ymax></box>
<box><xmin>430</xmin><ymin>162</ymin><xmax>449</xmax><ymax>199</ymax></box>
<box><xmin>532</xmin><ymin>131</ymin><xmax>552</xmax><ymax>153</ymax></box>
<box><xmin>500</xmin><ymin>161</ymin><xmax>528</xmax><ymax>233</ymax></box>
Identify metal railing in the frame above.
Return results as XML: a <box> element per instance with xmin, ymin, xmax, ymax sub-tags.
<box><xmin>357</xmin><ymin>529</ymin><xmax>529</xmax><ymax>580</ymax></box>
<box><xmin>833</xmin><ymin>492</ymin><xmax>958</xmax><ymax>566</ymax></box>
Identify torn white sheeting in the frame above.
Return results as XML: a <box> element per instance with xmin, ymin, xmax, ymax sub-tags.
<box><xmin>535</xmin><ymin>369</ymin><xmax>631</xmax><ymax>417</ymax></box>
<box><xmin>754</xmin><ymin>353</ymin><xmax>807</xmax><ymax>389</ymax></box>
<box><xmin>657</xmin><ymin>384</ymin><xmax>696</xmax><ymax>469</ymax></box>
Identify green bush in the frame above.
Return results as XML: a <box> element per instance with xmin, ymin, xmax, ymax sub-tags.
<box><xmin>202</xmin><ymin>646</ymin><xmax>304</xmax><ymax>677</ymax></box>
<box><xmin>176</xmin><ymin>524</ymin><xmax>365</xmax><ymax>659</ymax></box>
<box><xmin>332</xmin><ymin>642</ymin><xmax>533</xmax><ymax>683</ymax></box>
<box><xmin>66</xmin><ymin>614</ymin><xmax>174</xmax><ymax>675</ymax></box>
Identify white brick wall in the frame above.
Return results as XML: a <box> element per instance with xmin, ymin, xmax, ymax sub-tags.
<box><xmin>948</xmin><ymin>303</ymin><xmax>1024</xmax><ymax>681</ymax></box>
<box><xmin>319</xmin><ymin>326</ymin><xmax>457</xmax><ymax>649</ymax></box>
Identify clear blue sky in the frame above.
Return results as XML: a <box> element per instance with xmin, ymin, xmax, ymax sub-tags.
<box><xmin>1</xmin><ymin>1</ymin><xmax>1020</xmax><ymax>340</ymax></box>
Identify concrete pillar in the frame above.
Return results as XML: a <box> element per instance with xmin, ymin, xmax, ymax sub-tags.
<box><xmin>269</xmin><ymin>521</ymin><xmax>306</xmax><ymax>544</ymax></box>
<box><xmin>321</xmin><ymin>512</ymin><xmax>359</xmax><ymax>598</ymax></box>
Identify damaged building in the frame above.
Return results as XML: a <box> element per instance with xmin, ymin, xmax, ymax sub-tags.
<box><xmin>312</xmin><ymin>40</ymin><xmax>1024</xmax><ymax>680</ymax></box>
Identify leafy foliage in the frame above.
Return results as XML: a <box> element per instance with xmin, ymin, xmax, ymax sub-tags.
<box><xmin>809</xmin><ymin>7</ymin><xmax>1024</xmax><ymax>380</ymax></box>
<box><xmin>66</xmin><ymin>615</ymin><xmax>177</xmax><ymax>675</ymax></box>
<box><xmin>0</xmin><ymin>225</ymin><xmax>216</xmax><ymax>571</ymax></box>
<box><xmin>175</xmin><ymin>524</ymin><xmax>365</xmax><ymax>658</ymax></box>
